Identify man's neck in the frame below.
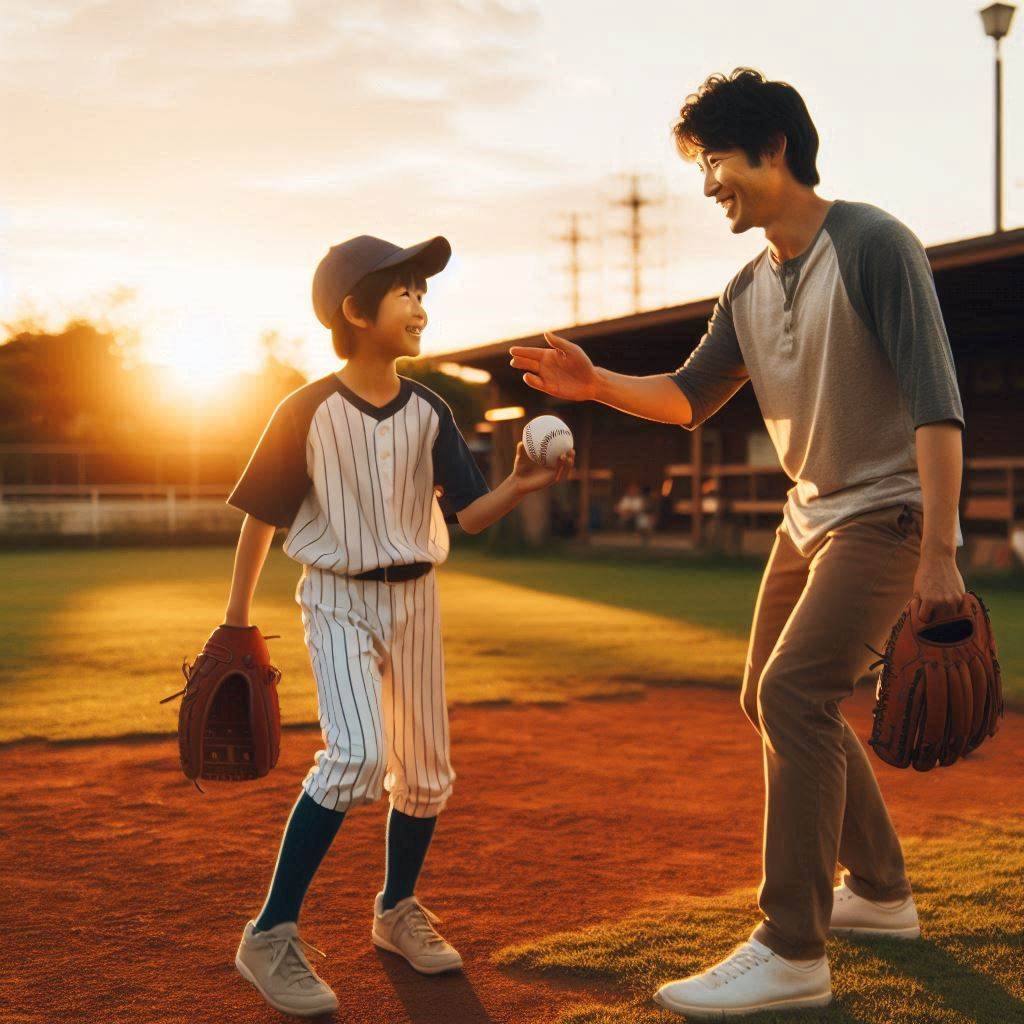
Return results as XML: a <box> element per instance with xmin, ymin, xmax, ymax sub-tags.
<box><xmin>763</xmin><ymin>191</ymin><xmax>834</xmax><ymax>264</ymax></box>
<box><xmin>335</xmin><ymin>355</ymin><xmax>401</xmax><ymax>405</ymax></box>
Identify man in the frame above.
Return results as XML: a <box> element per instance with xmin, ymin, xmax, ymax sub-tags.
<box><xmin>509</xmin><ymin>68</ymin><xmax>966</xmax><ymax>1018</ymax></box>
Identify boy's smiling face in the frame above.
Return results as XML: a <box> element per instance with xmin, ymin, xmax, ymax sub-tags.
<box><xmin>367</xmin><ymin>279</ymin><xmax>428</xmax><ymax>359</ymax></box>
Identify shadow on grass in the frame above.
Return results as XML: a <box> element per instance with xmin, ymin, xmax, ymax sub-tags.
<box><xmin>860</xmin><ymin>934</ymin><xmax>1024</xmax><ymax>1024</ymax></box>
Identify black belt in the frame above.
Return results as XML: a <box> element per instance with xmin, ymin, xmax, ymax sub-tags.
<box><xmin>352</xmin><ymin>562</ymin><xmax>433</xmax><ymax>583</ymax></box>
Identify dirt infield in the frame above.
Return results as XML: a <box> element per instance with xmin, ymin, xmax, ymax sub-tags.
<box><xmin>3</xmin><ymin>685</ymin><xmax>1022</xmax><ymax>1024</ymax></box>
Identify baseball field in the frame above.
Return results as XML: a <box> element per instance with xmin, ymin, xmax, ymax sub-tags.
<box><xmin>2</xmin><ymin>544</ymin><xmax>1023</xmax><ymax>1024</ymax></box>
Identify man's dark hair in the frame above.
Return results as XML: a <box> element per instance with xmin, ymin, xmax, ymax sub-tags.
<box><xmin>672</xmin><ymin>68</ymin><xmax>820</xmax><ymax>187</ymax></box>
<box><xmin>331</xmin><ymin>262</ymin><xmax>428</xmax><ymax>359</ymax></box>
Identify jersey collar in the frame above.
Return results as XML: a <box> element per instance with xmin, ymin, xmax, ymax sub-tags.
<box><xmin>331</xmin><ymin>374</ymin><xmax>412</xmax><ymax>421</ymax></box>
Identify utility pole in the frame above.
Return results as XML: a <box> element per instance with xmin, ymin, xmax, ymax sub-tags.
<box><xmin>556</xmin><ymin>213</ymin><xmax>586</xmax><ymax>324</ymax></box>
<box><xmin>613</xmin><ymin>174</ymin><xmax>659</xmax><ymax>313</ymax></box>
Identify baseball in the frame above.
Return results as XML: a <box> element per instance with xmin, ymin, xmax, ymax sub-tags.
<box><xmin>522</xmin><ymin>415</ymin><xmax>574</xmax><ymax>469</ymax></box>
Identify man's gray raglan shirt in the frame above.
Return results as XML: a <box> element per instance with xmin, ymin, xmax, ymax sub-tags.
<box><xmin>669</xmin><ymin>200</ymin><xmax>964</xmax><ymax>556</ymax></box>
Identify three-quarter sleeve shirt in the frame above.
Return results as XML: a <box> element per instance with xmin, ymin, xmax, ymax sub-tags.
<box><xmin>227</xmin><ymin>375</ymin><xmax>489</xmax><ymax>574</ymax></box>
<box><xmin>668</xmin><ymin>200</ymin><xmax>965</xmax><ymax>555</ymax></box>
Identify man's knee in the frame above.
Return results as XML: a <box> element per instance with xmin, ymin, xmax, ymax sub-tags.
<box><xmin>755</xmin><ymin>664</ymin><xmax>802</xmax><ymax>737</ymax></box>
<box><xmin>740</xmin><ymin>670</ymin><xmax>761</xmax><ymax>731</ymax></box>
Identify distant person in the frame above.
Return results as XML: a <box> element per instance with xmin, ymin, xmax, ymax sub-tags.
<box><xmin>636</xmin><ymin>485</ymin><xmax>656</xmax><ymax>542</ymax></box>
<box><xmin>614</xmin><ymin>482</ymin><xmax>646</xmax><ymax>532</ymax></box>
<box><xmin>511</xmin><ymin>68</ymin><xmax>965</xmax><ymax>1018</ymax></box>
<box><xmin>225</xmin><ymin>234</ymin><xmax>572</xmax><ymax>1016</ymax></box>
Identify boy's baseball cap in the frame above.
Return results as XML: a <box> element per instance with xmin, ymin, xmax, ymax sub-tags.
<box><xmin>312</xmin><ymin>235</ymin><xmax>452</xmax><ymax>328</ymax></box>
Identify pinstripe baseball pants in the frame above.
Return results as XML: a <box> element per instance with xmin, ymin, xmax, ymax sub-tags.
<box><xmin>297</xmin><ymin>565</ymin><xmax>454</xmax><ymax>818</ymax></box>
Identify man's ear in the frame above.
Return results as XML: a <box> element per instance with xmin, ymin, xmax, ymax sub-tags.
<box><xmin>341</xmin><ymin>294</ymin><xmax>370</xmax><ymax>330</ymax></box>
<box><xmin>766</xmin><ymin>133</ymin><xmax>788</xmax><ymax>167</ymax></box>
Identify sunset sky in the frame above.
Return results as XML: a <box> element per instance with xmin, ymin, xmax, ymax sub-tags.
<box><xmin>3</xmin><ymin>0</ymin><xmax>1021</xmax><ymax>381</ymax></box>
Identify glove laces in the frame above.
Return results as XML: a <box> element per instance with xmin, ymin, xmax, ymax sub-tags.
<box><xmin>865</xmin><ymin>643</ymin><xmax>888</xmax><ymax>673</ymax></box>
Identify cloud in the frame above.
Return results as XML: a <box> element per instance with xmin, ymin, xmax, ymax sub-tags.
<box><xmin>2</xmin><ymin>0</ymin><xmax>548</xmax><ymax>203</ymax></box>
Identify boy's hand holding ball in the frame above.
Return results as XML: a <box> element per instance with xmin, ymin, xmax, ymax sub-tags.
<box><xmin>512</xmin><ymin>415</ymin><xmax>575</xmax><ymax>494</ymax></box>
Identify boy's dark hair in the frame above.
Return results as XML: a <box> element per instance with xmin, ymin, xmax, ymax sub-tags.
<box><xmin>331</xmin><ymin>262</ymin><xmax>428</xmax><ymax>359</ymax></box>
<box><xmin>672</xmin><ymin>68</ymin><xmax>820</xmax><ymax>187</ymax></box>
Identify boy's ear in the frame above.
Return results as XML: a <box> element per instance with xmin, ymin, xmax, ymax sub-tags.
<box><xmin>341</xmin><ymin>295</ymin><xmax>371</xmax><ymax>330</ymax></box>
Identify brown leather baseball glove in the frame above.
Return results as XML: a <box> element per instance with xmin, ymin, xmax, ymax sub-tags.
<box><xmin>867</xmin><ymin>590</ymin><xmax>1003</xmax><ymax>771</ymax></box>
<box><xmin>160</xmin><ymin>625</ymin><xmax>282</xmax><ymax>792</ymax></box>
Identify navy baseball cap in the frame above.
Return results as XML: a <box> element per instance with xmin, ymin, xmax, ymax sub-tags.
<box><xmin>311</xmin><ymin>235</ymin><xmax>452</xmax><ymax>328</ymax></box>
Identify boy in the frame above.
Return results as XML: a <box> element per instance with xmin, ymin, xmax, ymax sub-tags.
<box><xmin>226</xmin><ymin>234</ymin><xmax>572</xmax><ymax>1017</ymax></box>
<box><xmin>510</xmin><ymin>69</ymin><xmax>965</xmax><ymax>1018</ymax></box>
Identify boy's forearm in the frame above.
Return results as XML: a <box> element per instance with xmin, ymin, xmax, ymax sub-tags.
<box><xmin>456</xmin><ymin>476</ymin><xmax>523</xmax><ymax>534</ymax></box>
<box><xmin>916</xmin><ymin>422</ymin><xmax>963</xmax><ymax>556</ymax></box>
<box><xmin>224</xmin><ymin>514</ymin><xmax>277</xmax><ymax>625</ymax></box>
<box><xmin>593</xmin><ymin>368</ymin><xmax>694</xmax><ymax>426</ymax></box>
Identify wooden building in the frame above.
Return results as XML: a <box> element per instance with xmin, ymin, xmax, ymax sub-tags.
<box><xmin>430</xmin><ymin>228</ymin><xmax>1024</xmax><ymax>568</ymax></box>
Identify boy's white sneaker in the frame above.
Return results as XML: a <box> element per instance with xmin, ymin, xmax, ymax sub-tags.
<box><xmin>653</xmin><ymin>939</ymin><xmax>832</xmax><ymax>1019</ymax></box>
<box><xmin>235</xmin><ymin>920</ymin><xmax>339</xmax><ymax>1018</ymax></box>
<box><xmin>372</xmin><ymin>892</ymin><xmax>463</xmax><ymax>974</ymax></box>
<box><xmin>829</xmin><ymin>881</ymin><xmax>921</xmax><ymax>939</ymax></box>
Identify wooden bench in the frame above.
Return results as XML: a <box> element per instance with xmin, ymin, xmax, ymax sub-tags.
<box><xmin>963</xmin><ymin>496</ymin><xmax>1014</xmax><ymax>521</ymax></box>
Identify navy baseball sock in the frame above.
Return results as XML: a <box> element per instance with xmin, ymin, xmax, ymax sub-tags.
<box><xmin>381</xmin><ymin>807</ymin><xmax>437</xmax><ymax>911</ymax></box>
<box><xmin>253</xmin><ymin>790</ymin><xmax>345</xmax><ymax>933</ymax></box>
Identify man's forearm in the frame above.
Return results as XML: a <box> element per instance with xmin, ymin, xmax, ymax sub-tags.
<box><xmin>916</xmin><ymin>422</ymin><xmax>963</xmax><ymax>555</ymax></box>
<box><xmin>224</xmin><ymin>514</ymin><xmax>277</xmax><ymax>625</ymax></box>
<box><xmin>593</xmin><ymin>369</ymin><xmax>694</xmax><ymax>426</ymax></box>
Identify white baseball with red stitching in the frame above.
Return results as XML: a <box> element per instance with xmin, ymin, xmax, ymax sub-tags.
<box><xmin>522</xmin><ymin>415</ymin><xmax>573</xmax><ymax>468</ymax></box>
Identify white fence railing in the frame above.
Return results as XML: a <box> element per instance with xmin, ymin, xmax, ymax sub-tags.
<box><xmin>0</xmin><ymin>485</ymin><xmax>242</xmax><ymax>538</ymax></box>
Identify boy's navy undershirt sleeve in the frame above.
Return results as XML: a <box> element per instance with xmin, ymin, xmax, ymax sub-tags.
<box><xmin>433</xmin><ymin>407</ymin><xmax>489</xmax><ymax>525</ymax></box>
<box><xmin>227</xmin><ymin>399</ymin><xmax>312</xmax><ymax>528</ymax></box>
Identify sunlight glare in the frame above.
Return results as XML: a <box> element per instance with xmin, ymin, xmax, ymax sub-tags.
<box><xmin>146</xmin><ymin>313</ymin><xmax>247</xmax><ymax>397</ymax></box>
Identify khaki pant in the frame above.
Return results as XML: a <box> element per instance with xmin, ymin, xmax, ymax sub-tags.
<box><xmin>741</xmin><ymin>503</ymin><xmax>923</xmax><ymax>960</ymax></box>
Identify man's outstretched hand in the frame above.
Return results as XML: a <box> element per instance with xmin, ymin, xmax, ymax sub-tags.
<box><xmin>509</xmin><ymin>332</ymin><xmax>598</xmax><ymax>402</ymax></box>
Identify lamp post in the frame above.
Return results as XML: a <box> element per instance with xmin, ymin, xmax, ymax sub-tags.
<box><xmin>979</xmin><ymin>3</ymin><xmax>1017</xmax><ymax>233</ymax></box>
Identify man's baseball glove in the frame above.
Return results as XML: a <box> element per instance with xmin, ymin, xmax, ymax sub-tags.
<box><xmin>160</xmin><ymin>624</ymin><xmax>282</xmax><ymax>792</ymax></box>
<box><xmin>868</xmin><ymin>590</ymin><xmax>1003</xmax><ymax>772</ymax></box>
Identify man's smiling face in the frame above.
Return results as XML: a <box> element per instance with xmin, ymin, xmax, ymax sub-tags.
<box><xmin>697</xmin><ymin>147</ymin><xmax>774</xmax><ymax>235</ymax></box>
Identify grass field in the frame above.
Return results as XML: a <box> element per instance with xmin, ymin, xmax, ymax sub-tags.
<box><xmin>0</xmin><ymin>543</ymin><xmax>1020</xmax><ymax>743</ymax></box>
<box><xmin>495</xmin><ymin>819</ymin><xmax>1024</xmax><ymax>1024</ymax></box>
<box><xmin>2</xmin><ymin>543</ymin><xmax>1021</xmax><ymax>1024</ymax></box>
<box><xmin>0</xmin><ymin>544</ymin><xmax>747</xmax><ymax>743</ymax></box>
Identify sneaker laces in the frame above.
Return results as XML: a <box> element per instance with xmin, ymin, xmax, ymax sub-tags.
<box><xmin>705</xmin><ymin>943</ymin><xmax>773</xmax><ymax>988</ymax></box>
<box><xmin>265</xmin><ymin>932</ymin><xmax>328</xmax><ymax>990</ymax></box>
<box><xmin>396</xmin><ymin>901</ymin><xmax>446</xmax><ymax>948</ymax></box>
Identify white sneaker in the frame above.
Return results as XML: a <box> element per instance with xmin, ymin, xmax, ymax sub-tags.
<box><xmin>235</xmin><ymin>920</ymin><xmax>339</xmax><ymax>1018</ymax></box>
<box><xmin>372</xmin><ymin>892</ymin><xmax>463</xmax><ymax>974</ymax></box>
<box><xmin>829</xmin><ymin>880</ymin><xmax>920</xmax><ymax>939</ymax></box>
<box><xmin>653</xmin><ymin>939</ymin><xmax>832</xmax><ymax>1019</ymax></box>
